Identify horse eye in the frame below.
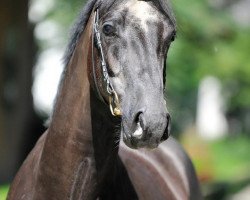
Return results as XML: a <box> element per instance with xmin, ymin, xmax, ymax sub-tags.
<box><xmin>102</xmin><ymin>24</ymin><xmax>115</xmax><ymax>36</ymax></box>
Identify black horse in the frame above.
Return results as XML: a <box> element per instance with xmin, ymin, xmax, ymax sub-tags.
<box><xmin>8</xmin><ymin>0</ymin><xmax>202</xmax><ymax>199</ymax></box>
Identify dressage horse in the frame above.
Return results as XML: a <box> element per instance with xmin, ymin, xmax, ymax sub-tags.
<box><xmin>8</xmin><ymin>0</ymin><xmax>202</xmax><ymax>199</ymax></box>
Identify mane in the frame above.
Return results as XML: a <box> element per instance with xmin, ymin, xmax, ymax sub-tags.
<box><xmin>63</xmin><ymin>0</ymin><xmax>97</xmax><ymax>66</ymax></box>
<box><xmin>63</xmin><ymin>0</ymin><xmax>176</xmax><ymax>66</ymax></box>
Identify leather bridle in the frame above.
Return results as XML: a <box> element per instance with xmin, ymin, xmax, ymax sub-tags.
<box><xmin>92</xmin><ymin>9</ymin><xmax>121</xmax><ymax>116</ymax></box>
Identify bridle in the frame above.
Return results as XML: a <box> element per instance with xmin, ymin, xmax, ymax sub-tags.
<box><xmin>92</xmin><ymin>9</ymin><xmax>121</xmax><ymax>116</ymax></box>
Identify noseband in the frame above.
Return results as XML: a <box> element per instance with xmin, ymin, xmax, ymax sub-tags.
<box><xmin>92</xmin><ymin>9</ymin><xmax>121</xmax><ymax>116</ymax></box>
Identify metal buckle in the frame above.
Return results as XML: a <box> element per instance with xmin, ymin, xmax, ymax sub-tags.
<box><xmin>109</xmin><ymin>91</ymin><xmax>122</xmax><ymax>116</ymax></box>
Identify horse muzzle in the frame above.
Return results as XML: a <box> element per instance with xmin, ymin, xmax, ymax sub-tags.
<box><xmin>122</xmin><ymin>109</ymin><xmax>171</xmax><ymax>149</ymax></box>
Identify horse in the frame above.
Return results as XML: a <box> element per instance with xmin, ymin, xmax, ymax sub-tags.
<box><xmin>7</xmin><ymin>0</ymin><xmax>202</xmax><ymax>199</ymax></box>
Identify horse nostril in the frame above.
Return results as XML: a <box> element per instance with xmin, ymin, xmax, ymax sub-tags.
<box><xmin>161</xmin><ymin>114</ymin><xmax>171</xmax><ymax>141</ymax></box>
<box><xmin>131</xmin><ymin>111</ymin><xmax>144</xmax><ymax>139</ymax></box>
<box><xmin>134</xmin><ymin>111</ymin><xmax>143</xmax><ymax>124</ymax></box>
<box><xmin>161</xmin><ymin>130</ymin><xmax>169</xmax><ymax>141</ymax></box>
<box><xmin>166</xmin><ymin>114</ymin><xmax>171</xmax><ymax>126</ymax></box>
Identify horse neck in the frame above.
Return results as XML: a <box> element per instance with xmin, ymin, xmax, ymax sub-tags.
<box><xmin>90</xmin><ymin>88</ymin><xmax>121</xmax><ymax>184</ymax></box>
<box><xmin>35</xmin><ymin>13</ymin><xmax>121</xmax><ymax>199</ymax></box>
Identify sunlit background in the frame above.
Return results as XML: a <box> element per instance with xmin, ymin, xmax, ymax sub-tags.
<box><xmin>0</xmin><ymin>0</ymin><xmax>250</xmax><ymax>199</ymax></box>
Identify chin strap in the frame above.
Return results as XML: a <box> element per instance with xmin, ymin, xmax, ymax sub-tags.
<box><xmin>92</xmin><ymin>9</ymin><xmax>122</xmax><ymax>116</ymax></box>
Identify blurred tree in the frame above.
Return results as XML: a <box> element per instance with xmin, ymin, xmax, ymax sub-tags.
<box><xmin>0</xmin><ymin>0</ymin><xmax>45</xmax><ymax>183</ymax></box>
<box><xmin>167</xmin><ymin>0</ymin><xmax>250</xmax><ymax>134</ymax></box>
<box><xmin>0</xmin><ymin>0</ymin><xmax>85</xmax><ymax>184</ymax></box>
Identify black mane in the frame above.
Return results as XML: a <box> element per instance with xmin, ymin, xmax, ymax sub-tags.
<box><xmin>63</xmin><ymin>0</ymin><xmax>97</xmax><ymax>66</ymax></box>
<box><xmin>63</xmin><ymin>0</ymin><xmax>176</xmax><ymax>66</ymax></box>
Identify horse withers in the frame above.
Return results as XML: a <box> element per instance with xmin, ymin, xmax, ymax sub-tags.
<box><xmin>8</xmin><ymin>0</ymin><xmax>202</xmax><ymax>199</ymax></box>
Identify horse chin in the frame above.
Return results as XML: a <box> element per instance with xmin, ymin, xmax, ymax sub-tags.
<box><xmin>122</xmin><ymin>138</ymin><xmax>160</xmax><ymax>149</ymax></box>
<box><xmin>121</xmin><ymin>130</ymin><xmax>160</xmax><ymax>150</ymax></box>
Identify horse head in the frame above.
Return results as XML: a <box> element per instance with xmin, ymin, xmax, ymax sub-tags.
<box><xmin>89</xmin><ymin>0</ymin><xmax>176</xmax><ymax>149</ymax></box>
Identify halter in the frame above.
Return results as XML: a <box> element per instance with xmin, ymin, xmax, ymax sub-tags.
<box><xmin>92</xmin><ymin>9</ymin><xmax>121</xmax><ymax>116</ymax></box>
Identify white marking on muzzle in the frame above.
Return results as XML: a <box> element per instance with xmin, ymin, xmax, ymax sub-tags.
<box><xmin>132</xmin><ymin>122</ymin><xmax>143</xmax><ymax>138</ymax></box>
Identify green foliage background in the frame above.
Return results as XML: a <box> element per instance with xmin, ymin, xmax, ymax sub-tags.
<box><xmin>167</xmin><ymin>0</ymin><xmax>250</xmax><ymax>133</ymax></box>
<box><xmin>167</xmin><ymin>0</ymin><xmax>250</xmax><ymax>194</ymax></box>
<box><xmin>0</xmin><ymin>185</ymin><xmax>9</xmax><ymax>200</ymax></box>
